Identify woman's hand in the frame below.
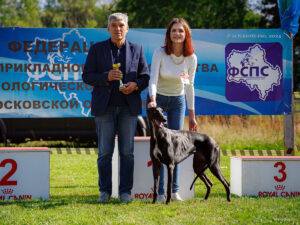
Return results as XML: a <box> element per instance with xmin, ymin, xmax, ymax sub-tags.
<box><xmin>188</xmin><ymin>109</ymin><xmax>197</xmax><ymax>131</ymax></box>
<box><xmin>147</xmin><ymin>95</ymin><xmax>157</xmax><ymax>108</ymax></box>
<box><xmin>147</xmin><ymin>101</ymin><xmax>157</xmax><ymax>108</ymax></box>
<box><xmin>189</xmin><ymin>117</ymin><xmax>197</xmax><ymax>131</ymax></box>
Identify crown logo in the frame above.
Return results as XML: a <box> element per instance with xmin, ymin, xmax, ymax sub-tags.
<box><xmin>1</xmin><ymin>188</ymin><xmax>14</xmax><ymax>195</ymax></box>
<box><xmin>274</xmin><ymin>185</ymin><xmax>285</xmax><ymax>191</ymax></box>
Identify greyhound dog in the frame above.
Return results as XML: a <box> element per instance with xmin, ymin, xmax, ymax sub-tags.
<box><xmin>147</xmin><ymin>107</ymin><xmax>231</xmax><ymax>204</ymax></box>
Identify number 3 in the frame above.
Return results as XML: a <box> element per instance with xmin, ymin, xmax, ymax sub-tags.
<box><xmin>274</xmin><ymin>162</ymin><xmax>287</xmax><ymax>182</ymax></box>
<box><xmin>0</xmin><ymin>159</ymin><xmax>18</xmax><ymax>186</ymax></box>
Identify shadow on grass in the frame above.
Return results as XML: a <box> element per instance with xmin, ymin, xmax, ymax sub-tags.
<box><xmin>0</xmin><ymin>198</ymin><xmax>69</xmax><ymax>209</ymax></box>
<box><xmin>0</xmin><ymin>194</ymin><xmax>146</xmax><ymax>209</ymax></box>
<box><xmin>50</xmin><ymin>185</ymin><xmax>97</xmax><ymax>188</ymax></box>
<box><xmin>194</xmin><ymin>191</ymin><xmax>244</xmax><ymax>201</ymax></box>
<box><xmin>0</xmin><ymin>193</ymin><xmax>249</xmax><ymax>209</ymax></box>
<box><xmin>0</xmin><ymin>182</ymin><xmax>242</xmax><ymax>209</ymax></box>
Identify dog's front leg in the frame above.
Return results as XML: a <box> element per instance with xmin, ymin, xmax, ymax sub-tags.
<box><xmin>152</xmin><ymin>159</ymin><xmax>161</xmax><ymax>204</ymax></box>
<box><xmin>166</xmin><ymin>164</ymin><xmax>174</xmax><ymax>204</ymax></box>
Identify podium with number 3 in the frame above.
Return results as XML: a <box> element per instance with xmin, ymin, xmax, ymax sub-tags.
<box><xmin>230</xmin><ymin>156</ymin><xmax>300</xmax><ymax>197</ymax></box>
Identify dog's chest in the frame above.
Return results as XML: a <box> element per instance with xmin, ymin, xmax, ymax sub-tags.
<box><xmin>151</xmin><ymin>127</ymin><xmax>175</xmax><ymax>161</ymax></box>
<box><xmin>153</xmin><ymin>145</ymin><xmax>161</xmax><ymax>161</ymax></box>
<box><xmin>153</xmin><ymin>138</ymin><xmax>174</xmax><ymax>161</ymax></box>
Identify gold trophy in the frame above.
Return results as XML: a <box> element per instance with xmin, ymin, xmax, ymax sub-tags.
<box><xmin>112</xmin><ymin>63</ymin><xmax>125</xmax><ymax>90</ymax></box>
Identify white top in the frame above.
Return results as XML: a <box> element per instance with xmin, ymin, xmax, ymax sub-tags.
<box><xmin>149</xmin><ymin>48</ymin><xmax>197</xmax><ymax>110</ymax></box>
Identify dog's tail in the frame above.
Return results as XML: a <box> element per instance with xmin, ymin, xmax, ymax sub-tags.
<box><xmin>190</xmin><ymin>175</ymin><xmax>198</xmax><ymax>190</ymax></box>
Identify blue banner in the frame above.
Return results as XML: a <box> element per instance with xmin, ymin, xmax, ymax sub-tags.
<box><xmin>278</xmin><ymin>0</ymin><xmax>300</xmax><ymax>36</ymax></box>
<box><xmin>0</xmin><ymin>28</ymin><xmax>292</xmax><ymax>117</ymax></box>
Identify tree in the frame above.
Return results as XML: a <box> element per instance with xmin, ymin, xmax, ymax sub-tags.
<box><xmin>0</xmin><ymin>0</ymin><xmax>42</xmax><ymax>27</ymax></box>
<box><xmin>94</xmin><ymin>4</ymin><xmax>113</xmax><ymax>28</ymax></box>
<box><xmin>115</xmin><ymin>0</ymin><xmax>260</xmax><ymax>29</ymax></box>
<box><xmin>243</xmin><ymin>9</ymin><xmax>262</xmax><ymax>28</ymax></box>
<box><xmin>40</xmin><ymin>0</ymin><xmax>64</xmax><ymax>28</ymax></box>
<box><xmin>41</xmin><ymin>0</ymin><xmax>112</xmax><ymax>28</ymax></box>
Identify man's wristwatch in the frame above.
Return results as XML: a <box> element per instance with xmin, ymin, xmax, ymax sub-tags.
<box><xmin>135</xmin><ymin>86</ymin><xmax>138</xmax><ymax>91</ymax></box>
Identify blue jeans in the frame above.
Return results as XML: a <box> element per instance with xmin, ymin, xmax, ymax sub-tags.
<box><xmin>95</xmin><ymin>105</ymin><xmax>137</xmax><ymax>196</ymax></box>
<box><xmin>148</xmin><ymin>94</ymin><xmax>186</xmax><ymax>195</ymax></box>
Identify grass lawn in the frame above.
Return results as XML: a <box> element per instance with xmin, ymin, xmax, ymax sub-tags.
<box><xmin>0</xmin><ymin>154</ymin><xmax>299</xmax><ymax>224</ymax></box>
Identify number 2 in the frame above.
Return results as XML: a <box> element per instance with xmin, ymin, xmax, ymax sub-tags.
<box><xmin>274</xmin><ymin>162</ymin><xmax>287</xmax><ymax>182</ymax></box>
<box><xmin>0</xmin><ymin>159</ymin><xmax>18</xmax><ymax>186</ymax></box>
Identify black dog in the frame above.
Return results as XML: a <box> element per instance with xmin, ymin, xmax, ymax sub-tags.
<box><xmin>147</xmin><ymin>107</ymin><xmax>231</xmax><ymax>204</ymax></box>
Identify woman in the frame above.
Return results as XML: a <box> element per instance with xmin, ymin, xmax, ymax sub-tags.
<box><xmin>147</xmin><ymin>18</ymin><xmax>197</xmax><ymax>202</ymax></box>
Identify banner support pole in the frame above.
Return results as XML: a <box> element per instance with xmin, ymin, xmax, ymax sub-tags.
<box><xmin>284</xmin><ymin>32</ymin><xmax>295</xmax><ymax>156</ymax></box>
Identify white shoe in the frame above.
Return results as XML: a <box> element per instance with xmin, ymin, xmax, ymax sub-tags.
<box><xmin>171</xmin><ymin>193</ymin><xmax>184</xmax><ymax>202</ymax></box>
<box><xmin>157</xmin><ymin>194</ymin><xmax>165</xmax><ymax>203</ymax></box>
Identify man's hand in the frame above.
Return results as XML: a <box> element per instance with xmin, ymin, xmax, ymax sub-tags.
<box><xmin>120</xmin><ymin>82</ymin><xmax>138</xmax><ymax>95</ymax></box>
<box><xmin>108</xmin><ymin>69</ymin><xmax>123</xmax><ymax>81</ymax></box>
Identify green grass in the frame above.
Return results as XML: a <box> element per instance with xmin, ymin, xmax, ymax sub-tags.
<box><xmin>0</xmin><ymin>155</ymin><xmax>299</xmax><ymax>224</ymax></box>
<box><xmin>0</xmin><ymin>140</ymin><xmax>97</xmax><ymax>148</ymax></box>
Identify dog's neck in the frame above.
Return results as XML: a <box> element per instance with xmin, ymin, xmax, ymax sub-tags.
<box><xmin>150</xmin><ymin>120</ymin><xmax>165</xmax><ymax>141</ymax></box>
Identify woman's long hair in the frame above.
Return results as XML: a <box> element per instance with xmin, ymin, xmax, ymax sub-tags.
<box><xmin>164</xmin><ymin>18</ymin><xmax>194</xmax><ymax>57</ymax></box>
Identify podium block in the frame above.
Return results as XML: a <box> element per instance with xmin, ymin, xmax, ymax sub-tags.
<box><xmin>111</xmin><ymin>137</ymin><xmax>195</xmax><ymax>200</ymax></box>
<box><xmin>0</xmin><ymin>147</ymin><xmax>50</xmax><ymax>200</ymax></box>
<box><xmin>230</xmin><ymin>156</ymin><xmax>300</xmax><ymax>197</ymax></box>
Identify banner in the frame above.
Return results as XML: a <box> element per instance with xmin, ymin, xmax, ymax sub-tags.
<box><xmin>278</xmin><ymin>0</ymin><xmax>300</xmax><ymax>36</ymax></box>
<box><xmin>0</xmin><ymin>28</ymin><xmax>293</xmax><ymax>117</ymax></box>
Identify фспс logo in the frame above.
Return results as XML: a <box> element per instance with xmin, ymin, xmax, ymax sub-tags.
<box><xmin>225</xmin><ymin>43</ymin><xmax>283</xmax><ymax>102</ymax></box>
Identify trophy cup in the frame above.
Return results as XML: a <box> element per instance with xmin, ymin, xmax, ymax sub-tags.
<box><xmin>112</xmin><ymin>63</ymin><xmax>125</xmax><ymax>90</ymax></box>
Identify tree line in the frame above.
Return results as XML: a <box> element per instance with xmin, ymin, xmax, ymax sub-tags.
<box><xmin>0</xmin><ymin>0</ymin><xmax>262</xmax><ymax>28</ymax></box>
<box><xmin>0</xmin><ymin>0</ymin><xmax>299</xmax><ymax>90</ymax></box>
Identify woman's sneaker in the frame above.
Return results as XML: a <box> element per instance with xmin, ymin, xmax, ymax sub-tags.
<box><xmin>171</xmin><ymin>192</ymin><xmax>184</xmax><ymax>201</ymax></box>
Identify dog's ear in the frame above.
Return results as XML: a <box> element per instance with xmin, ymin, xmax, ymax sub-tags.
<box><xmin>156</xmin><ymin>107</ymin><xmax>167</xmax><ymax>122</ymax></box>
<box><xmin>146</xmin><ymin>107</ymin><xmax>155</xmax><ymax>118</ymax></box>
<box><xmin>156</xmin><ymin>107</ymin><xmax>165</xmax><ymax>115</ymax></box>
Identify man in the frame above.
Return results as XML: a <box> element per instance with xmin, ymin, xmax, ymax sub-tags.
<box><xmin>82</xmin><ymin>13</ymin><xmax>149</xmax><ymax>202</ymax></box>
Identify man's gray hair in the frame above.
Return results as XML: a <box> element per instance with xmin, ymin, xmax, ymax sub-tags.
<box><xmin>108</xmin><ymin>13</ymin><xmax>128</xmax><ymax>26</ymax></box>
